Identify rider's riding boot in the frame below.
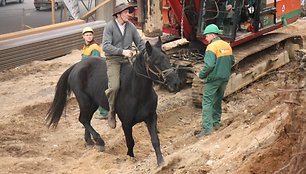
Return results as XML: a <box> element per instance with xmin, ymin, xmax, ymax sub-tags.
<box><xmin>107</xmin><ymin>109</ymin><xmax>116</xmax><ymax>129</ymax></box>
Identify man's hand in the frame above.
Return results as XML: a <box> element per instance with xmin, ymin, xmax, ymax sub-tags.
<box><xmin>122</xmin><ymin>50</ymin><xmax>134</xmax><ymax>58</ymax></box>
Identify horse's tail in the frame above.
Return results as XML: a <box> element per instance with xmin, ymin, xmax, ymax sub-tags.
<box><xmin>46</xmin><ymin>64</ymin><xmax>75</xmax><ymax>128</ymax></box>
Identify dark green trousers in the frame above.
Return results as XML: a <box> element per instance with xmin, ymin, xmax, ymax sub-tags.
<box><xmin>202</xmin><ymin>80</ymin><xmax>228</xmax><ymax>132</ymax></box>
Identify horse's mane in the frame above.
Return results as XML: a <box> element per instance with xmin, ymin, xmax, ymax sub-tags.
<box><xmin>132</xmin><ymin>49</ymin><xmax>147</xmax><ymax>72</ymax></box>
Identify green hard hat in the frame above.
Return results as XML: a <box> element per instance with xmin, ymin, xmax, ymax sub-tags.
<box><xmin>203</xmin><ymin>24</ymin><xmax>220</xmax><ymax>35</ymax></box>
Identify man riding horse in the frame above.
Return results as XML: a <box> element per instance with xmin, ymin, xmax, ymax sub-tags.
<box><xmin>102</xmin><ymin>2</ymin><xmax>145</xmax><ymax>129</ymax></box>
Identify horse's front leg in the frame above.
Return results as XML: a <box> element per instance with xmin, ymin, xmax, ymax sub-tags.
<box><xmin>145</xmin><ymin>113</ymin><xmax>165</xmax><ymax>166</ymax></box>
<box><xmin>85</xmin><ymin>129</ymin><xmax>94</xmax><ymax>146</ymax></box>
<box><xmin>122</xmin><ymin>124</ymin><xmax>135</xmax><ymax>157</ymax></box>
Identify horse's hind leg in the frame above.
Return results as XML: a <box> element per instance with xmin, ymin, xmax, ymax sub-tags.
<box><xmin>145</xmin><ymin>113</ymin><xmax>165</xmax><ymax>166</ymax></box>
<box><xmin>78</xmin><ymin>102</ymin><xmax>105</xmax><ymax>151</ymax></box>
<box><xmin>80</xmin><ymin>113</ymin><xmax>106</xmax><ymax>151</ymax></box>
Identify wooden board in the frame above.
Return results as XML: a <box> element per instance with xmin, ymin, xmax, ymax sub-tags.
<box><xmin>0</xmin><ymin>20</ymin><xmax>85</xmax><ymax>41</ymax></box>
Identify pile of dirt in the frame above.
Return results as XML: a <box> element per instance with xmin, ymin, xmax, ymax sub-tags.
<box><xmin>0</xmin><ymin>20</ymin><xmax>305</xmax><ymax>174</ymax></box>
<box><xmin>234</xmin><ymin>49</ymin><xmax>306</xmax><ymax>174</ymax></box>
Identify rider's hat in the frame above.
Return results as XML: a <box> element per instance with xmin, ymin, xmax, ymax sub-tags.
<box><xmin>113</xmin><ymin>2</ymin><xmax>136</xmax><ymax>16</ymax></box>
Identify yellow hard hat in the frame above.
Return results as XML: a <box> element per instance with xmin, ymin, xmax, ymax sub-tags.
<box><xmin>82</xmin><ymin>27</ymin><xmax>94</xmax><ymax>35</ymax></box>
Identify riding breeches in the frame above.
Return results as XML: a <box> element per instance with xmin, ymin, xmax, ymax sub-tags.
<box><xmin>105</xmin><ymin>57</ymin><xmax>121</xmax><ymax>110</ymax></box>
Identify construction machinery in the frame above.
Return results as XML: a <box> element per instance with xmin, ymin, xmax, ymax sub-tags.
<box><xmin>132</xmin><ymin>0</ymin><xmax>304</xmax><ymax>107</ymax></box>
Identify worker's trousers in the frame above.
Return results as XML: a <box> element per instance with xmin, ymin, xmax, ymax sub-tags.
<box><xmin>202</xmin><ymin>80</ymin><xmax>228</xmax><ymax>133</ymax></box>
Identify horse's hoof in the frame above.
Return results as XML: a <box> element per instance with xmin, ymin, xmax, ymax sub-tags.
<box><xmin>157</xmin><ymin>158</ymin><xmax>165</xmax><ymax>167</ymax></box>
<box><xmin>158</xmin><ymin>162</ymin><xmax>165</xmax><ymax>167</ymax></box>
<box><xmin>85</xmin><ymin>143</ymin><xmax>94</xmax><ymax>149</ymax></box>
<box><xmin>96</xmin><ymin>145</ymin><xmax>105</xmax><ymax>152</ymax></box>
<box><xmin>108</xmin><ymin>118</ymin><xmax>116</xmax><ymax>129</ymax></box>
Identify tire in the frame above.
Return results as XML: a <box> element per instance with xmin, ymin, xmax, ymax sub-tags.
<box><xmin>35</xmin><ymin>6</ymin><xmax>40</xmax><ymax>10</ymax></box>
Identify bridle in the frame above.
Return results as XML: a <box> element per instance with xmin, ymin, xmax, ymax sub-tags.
<box><xmin>129</xmin><ymin>50</ymin><xmax>176</xmax><ymax>84</ymax></box>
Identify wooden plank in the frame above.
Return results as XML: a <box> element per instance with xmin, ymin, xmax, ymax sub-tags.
<box><xmin>162</xmin><ymin>38</ymin><xmax>189</xmax><ymax>51</ymax></box>
<box><xmin>80</xmin><ymin>0</ymin><xmax>112</xmax><ymax>20</ymax></box>
<box><xmin>51</xmin><ymin>0</ymin><xmax>55</xmax><ymax>24</ymax></box>
<box><xmin>0</xmin><ymin>20</ymin><xmax>85</xmax><ymax>41</ymax></box>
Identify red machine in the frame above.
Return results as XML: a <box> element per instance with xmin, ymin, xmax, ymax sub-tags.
<box><xmin>161</xmin><ymin>0</ymin><xmax>301</xmax><ymax>47</ymax></box>
<box><xmin>131</xmin><ymin>0</ymin><xmax>303</xmax><ymax>106</ymax></box>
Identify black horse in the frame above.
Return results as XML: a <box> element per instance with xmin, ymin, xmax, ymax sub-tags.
<box><xmin>46</xmin><ymin>37</ymin><xmax>181</xmax><ymax>166</ymax></box>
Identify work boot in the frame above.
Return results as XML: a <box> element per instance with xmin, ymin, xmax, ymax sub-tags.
<box><xmin>195</xmin><ymin>129</ymin><xmax>212</xmax><ymax>138</ymax></box>
<box><xmin>94</xmin><ymin>107</ymin><xmax>108</xmax><ymax>120</ymax></box>
<box><xmin>107</xmin><ymin>110</ymin><xmax>116</xmax><ymax>129</ymax></box>
<box><xmin>213</xmin><ymin>123</ymin><xmax>221</xmax><ymax>131</ymax></box>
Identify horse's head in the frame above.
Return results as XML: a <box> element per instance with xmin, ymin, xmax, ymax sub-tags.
<box><xmin>144</xmin><ymin>37</ymin><xmax>181</xmax><ymax>92</ymax></box>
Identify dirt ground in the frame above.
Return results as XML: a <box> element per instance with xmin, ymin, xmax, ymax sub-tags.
<box><xmin>0</xmin><ymin>19</ymin><xmax>306</xmax><ymax>174</ymax></box>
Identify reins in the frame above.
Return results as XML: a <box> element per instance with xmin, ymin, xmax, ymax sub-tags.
<box><xmin>129</xmin><ymin>49</ymin><xmax>175</xmax><ymax>84</ymax></box>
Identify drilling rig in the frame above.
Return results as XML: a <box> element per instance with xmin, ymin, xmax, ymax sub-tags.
<box><xmin>133</xmin><ymin>0</ymin><xmax>303</xmax><ymax>107</ymax></box>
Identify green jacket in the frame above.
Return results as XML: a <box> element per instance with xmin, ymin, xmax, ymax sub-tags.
<box><xmin>81</xmin><ymin>43</ymin><xmax>102</xmax><ymax>60</ymax></box>
<box><xmin>199</xmin><ymin>37</ymin><xmax>235</xmax><ymax>82</ymax></box>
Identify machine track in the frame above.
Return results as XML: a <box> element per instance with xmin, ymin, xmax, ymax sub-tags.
<box><xmin>189</xmin><ymin>33</ymin><xmax>303</xmax><ymax>107</ymax></box>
